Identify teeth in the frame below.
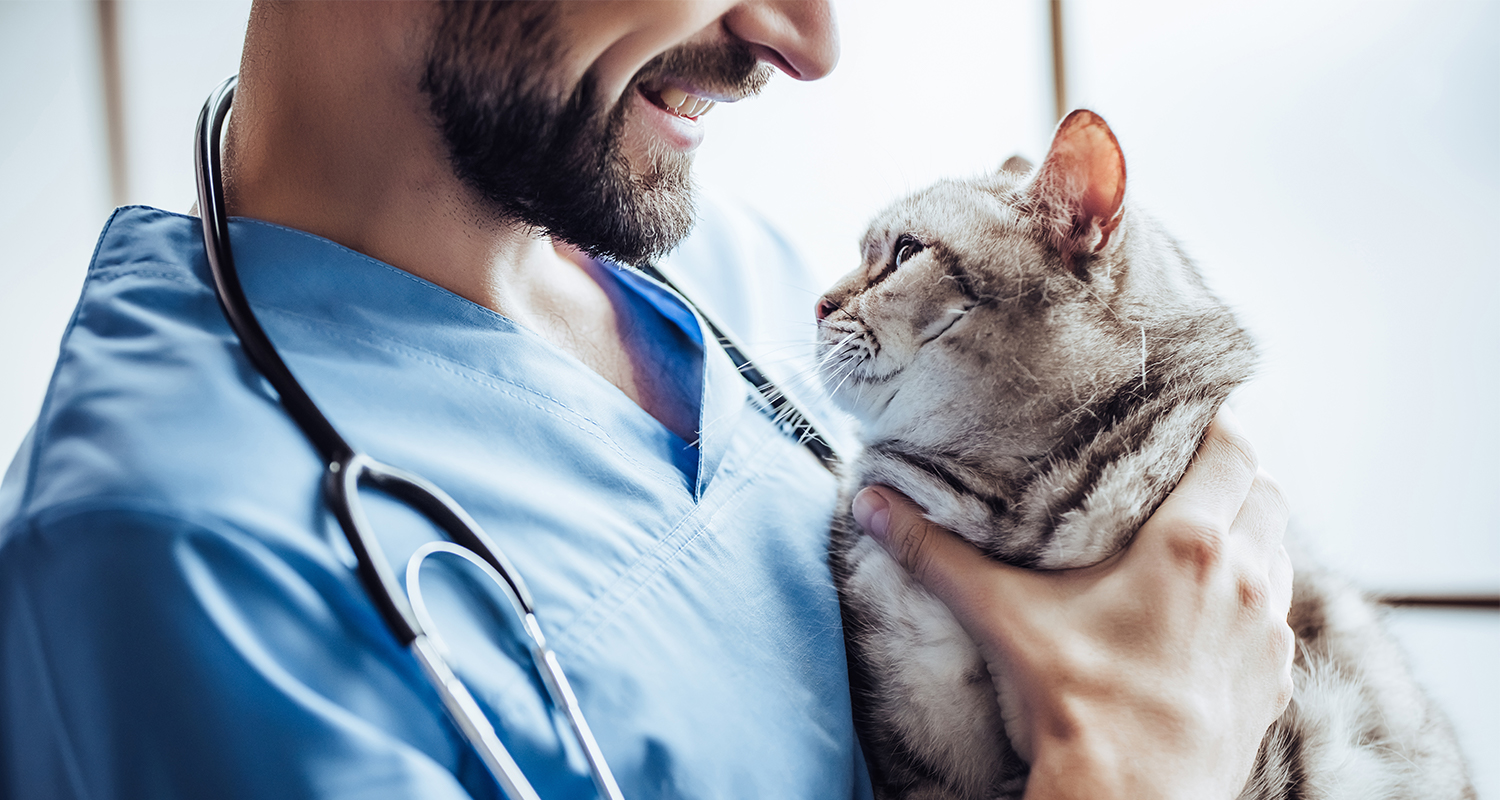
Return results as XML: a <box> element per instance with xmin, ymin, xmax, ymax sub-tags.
<box><xmin>657</xmin><ymin>86</ymin><xmax>715</xmax><ymax>119</ymax></box>
<box><xmin>660</xmin><ymin>86</ymin><xmax>689</xmax><ymax>110</ymax></box>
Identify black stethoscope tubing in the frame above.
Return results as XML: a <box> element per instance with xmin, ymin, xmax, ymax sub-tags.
<box><xmin>192</xmin><ymin>73</ymin><xmax>837</xmax><ymax>800</ymax></box>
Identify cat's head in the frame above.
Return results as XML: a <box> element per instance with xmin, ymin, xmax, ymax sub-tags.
<box><xmin>817</xmin><ymin>110</ymin><xmax>1251</xmax><ymax>496</ymax></box>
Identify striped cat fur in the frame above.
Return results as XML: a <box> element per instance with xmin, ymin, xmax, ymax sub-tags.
<box><xmin>817</xmin><ymin>111</ymin><xmax>1474</xmax><ymax>800</ymax></box>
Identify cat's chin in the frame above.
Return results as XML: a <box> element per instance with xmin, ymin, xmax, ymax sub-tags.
<box><xmin>822</xmin><ymin>107</ymin><xmax>1469</xmax><ymax>800</ymax></box>
<box><xmin>825</xmin><ymin>375</ymin><xmax>910</xmax><ymax>427</ymax></box>
<box><xmin>830</xmin><ymin>397</ymin><xmax>890</xmax><ymax>432</ymax></box>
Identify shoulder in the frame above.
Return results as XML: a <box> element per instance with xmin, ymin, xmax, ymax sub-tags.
<box><xmin>1</xmin><ymin>206</ymin><xmax>325</xmax><ymax>555</ymax></box>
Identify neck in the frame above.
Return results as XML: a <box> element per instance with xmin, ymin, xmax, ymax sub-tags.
<box><xmin>223</xmin><ymin>1</ymin><xmax>564</xmax><ymax>319</ymax></box>
<box><xmin>216</xmin><ymin>2</ymin><xmax>702</xmax><ymax>443</ymax></box>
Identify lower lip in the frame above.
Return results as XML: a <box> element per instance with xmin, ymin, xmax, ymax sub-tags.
<box><xmin>634</xmin><ymin>88</ymin><xmax>706</xmax><ymax>152</ymax></box>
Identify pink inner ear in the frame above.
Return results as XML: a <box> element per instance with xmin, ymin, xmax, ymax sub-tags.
<box><xmin>1036</xmin><ymin>111</ymin><xmax>1127</xmax><ymax>243</ymax></box>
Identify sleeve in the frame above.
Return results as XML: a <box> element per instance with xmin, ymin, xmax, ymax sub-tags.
<box><xmin>0</xmin><ymin>504</ymin><xmax>500</xmax><ymax>800</ymax></box>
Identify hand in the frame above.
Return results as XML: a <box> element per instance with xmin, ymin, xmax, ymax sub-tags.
<box><xmin>851</xmin><ymin>408</ymin><xmax>1294</xmax><ymax>800</ymax></box>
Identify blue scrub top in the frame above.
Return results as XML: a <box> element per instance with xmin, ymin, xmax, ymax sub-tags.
<box><xmin>0</xmin><ymin>201</ymin><xmax>870</xmax><ymax>799</ymax></box>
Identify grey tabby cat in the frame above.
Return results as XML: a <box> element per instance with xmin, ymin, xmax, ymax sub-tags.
<box><xmin>817</xmin><ymin>110</ymin><xmax>1473</xmax><ymax>800</ymax></box>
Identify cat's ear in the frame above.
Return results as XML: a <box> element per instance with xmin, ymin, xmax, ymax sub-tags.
<box><xmin>1025</xmin><ymin>109</ymin><xmax>1126</xmax><ymax>256</ymax></box>
<box><xmin>1000</xmin><ymin>155</ymin><xmax>1034</xmax><ymax>174</ymax></box>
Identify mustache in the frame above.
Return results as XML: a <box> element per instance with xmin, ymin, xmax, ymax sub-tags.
<box><xmin>629</xmin><ymin>41</ymin><xmax>776</xmax><ymax>100</ymax></box>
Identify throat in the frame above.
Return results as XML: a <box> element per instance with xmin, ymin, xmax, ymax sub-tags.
<box><xmin>539</xmin><ymin>253</ymin><xmax>704</xmax><ymax>445</ymax></box>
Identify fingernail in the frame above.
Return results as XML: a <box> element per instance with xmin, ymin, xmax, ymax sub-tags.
<box><xmin>852</xmin><ymin>488</ymin><xmax>891</xmax><ymax>542</ymax></box>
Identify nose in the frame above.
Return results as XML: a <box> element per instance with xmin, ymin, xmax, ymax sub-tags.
<box><xmin>815</xmin><ymin>295</ymin><xmax>838</xmax><ymax>321</ymax></box>
<box><xmin>723</xmin><ymin>0</ymin><xmax>840</xmax><ymax>81</ymax></box>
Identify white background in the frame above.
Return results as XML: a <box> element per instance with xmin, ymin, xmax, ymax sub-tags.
<box><xmin>2</xmin><ymin>0</ymin><xmax>1495</xmax><ymax>793</ymax></box>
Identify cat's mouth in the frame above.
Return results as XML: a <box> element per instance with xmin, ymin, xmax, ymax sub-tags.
<box><xmin>818</xmin><ymin>324</ymin><xmax>903</xmax><ymax>394</ymax></box>
<box><xmin>920</xmin><ymin>306</ymin><xmax>973</xmax><ymax>345</ymax></box>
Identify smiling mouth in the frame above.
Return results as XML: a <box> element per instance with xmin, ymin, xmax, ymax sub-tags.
<box><xmin>640</xmin><ymin>85</ymin><xmax>718</xmax><ymax>121</ymax></box>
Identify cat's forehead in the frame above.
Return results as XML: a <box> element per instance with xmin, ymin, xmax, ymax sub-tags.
<box><xmin>863</xmin><ymin>177</ymin><xmax>1029</xmax><ymax>257</ymax></box>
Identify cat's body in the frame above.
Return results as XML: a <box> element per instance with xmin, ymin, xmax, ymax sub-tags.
<box><xmin>817</xmin><ymin>111</ymin><xmax>1473</xmax><ymax>800</ymax></box>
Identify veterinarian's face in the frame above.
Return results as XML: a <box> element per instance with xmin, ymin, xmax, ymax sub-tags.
<box><xmin>422</xmin><ymin>0</ymin><xmax>838</xmax><ymax>265</ymax></box>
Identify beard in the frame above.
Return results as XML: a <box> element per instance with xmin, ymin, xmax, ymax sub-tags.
<box><xmin>421</xmin><ymin>2</ymin><xmax>771</xmax><ymax>266</ymax></box>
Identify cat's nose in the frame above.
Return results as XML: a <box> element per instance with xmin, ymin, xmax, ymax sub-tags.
<box><xmin>816</xmin><ymin>296</ymin><xmax>839</xmax><ymax>320</ymax></box>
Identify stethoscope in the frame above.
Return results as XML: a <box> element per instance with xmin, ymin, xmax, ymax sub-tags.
<box><xmin>193</xmin><ymin>74</ymin><xmax>837</xmax><ymax>800</ymax></box>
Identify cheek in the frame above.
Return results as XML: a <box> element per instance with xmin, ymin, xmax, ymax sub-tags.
<box><xmin>859</xmin><ymin>299</ymin><xmax>943</xmax><ymax>372</ymax></box>
<box><xmin>869</xmin><ymin>278</ymin><xmax>964</xmax><ymax>340</ymax></box>
<box><xmin>917</xmin><ymin>311</ymin><xmax>1040</xmax><ymax>399</ymax></box>
<box><xmin>574</xmin><ymin>1</ymin><xmax>738</xmax><ymax>102</ymax></box>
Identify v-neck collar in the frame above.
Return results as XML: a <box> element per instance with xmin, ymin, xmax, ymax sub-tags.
<box><xmin>611</xmin><ymin>265</ymin><xmax>743</xmax><ymax>498</ymax></box>
<box><xmin>101</xmin><ymin>207</ymin><xmax>746</xmax><ymax>501</ymax></box>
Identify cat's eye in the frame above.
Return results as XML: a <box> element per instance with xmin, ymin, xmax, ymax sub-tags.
<box><xmin>893</xmin><ymin>235</ymin><xmax>924</xmax><ymax>269</ymax></box>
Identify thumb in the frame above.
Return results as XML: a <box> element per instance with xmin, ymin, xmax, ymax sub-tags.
<box><xmin>852</xmin><ymin>486</ymin><xmax>1029</xmax><ymax>625</ymax></box>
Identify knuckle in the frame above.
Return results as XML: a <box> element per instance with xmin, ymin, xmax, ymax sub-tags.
<box><xmin>1237</xmin><ymin>574</ymin><xmax>1271</xmax><ymax>614</ymax></box>
<box><xmin>1271</xmin><ymin>621</ymin><xmax>1295</xmax><ymax>661</ymax></box>
<box><xmin>1208</xmin><ymin>430</ymin><xmax>1259</xmax><ymax>477</ymax></box>
<box><xmin>1254</xmin><ymin>624</ymin><xmax>1297</xmax><ymax>715</ymax></box>
<box><xmin>1274</xmin><ymin>546</ymin><xmax>1296</xmax><ymax>592</ymax></box>
<box><xmin>1275</xmin><ymin>630</ymin><xmax>1297</xmax><ymax>711</ymax></box>
<box><xmin>896</xmin><ymin>519</ymin><xmax>938</xmax><ymax>583</ymax></box>
<box><xmin>1275</xmin><ymin>674</ymin><xmax>1296</xmax><ymax>715</ymax></box>
<box><xmin>1251</xmin><ymin>474</ymin><xmax>1291</xmax><ymax>522</ymax></box>
<box><xmin>1165</xmin><ymin>521</ymin><xmax>1227</xmax><ymax>576</ymax></box>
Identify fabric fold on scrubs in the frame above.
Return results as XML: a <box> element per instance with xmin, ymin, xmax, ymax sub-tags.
<box><xmin>0</xmin><ymin>199</ymin><xmax>871</xmax><ymax>800</ymax></box>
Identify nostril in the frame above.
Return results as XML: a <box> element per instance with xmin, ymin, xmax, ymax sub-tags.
<box><xmin>816</xmin><ymin>297</ymin><xmax>837</xmax><ymax>320</ymax></box>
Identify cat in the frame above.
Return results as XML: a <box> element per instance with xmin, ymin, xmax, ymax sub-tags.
<box><xmin>816</xmin><ymin>110</ymin><xmax>1474</xmax><ymax>800</ymax></box>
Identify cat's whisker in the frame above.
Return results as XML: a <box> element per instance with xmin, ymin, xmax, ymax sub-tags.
<box><xmin>810</xmin><ymin>358</ymin><xmax>850</xmax><ymax>394</ymax></box>
<box><xmin>748</xmin><ymin>337</ymin><xmax>824</xmax><ymax>352</ymax></box>
<box><xmin>827</xmin><ymin>109</ymin><xmax>1457</xmax><ymax>799</ymax></box>
<box><xmin>818</xmin><ymin>332</ymin><xmax>860</xmax><ymax>371</ymax></box>
<box><xmin>828</xmin><ymin>361</ymin><xmax>860</xmax><ymax>400</ymax></box>
<box><xmin>1081</xmin><ymin>283</ymin><xmax>1126</xmax><ymax>323</ymax></box>
<box><xmin>737</xmin><ymin>347</ymin><xmax>815</xmax><ymax>365</ymax></box>
<box><xmin>1009</xmin><ymin>356</ymin><xmax>1040</xmax><ymax>387</ymax></box>
<box><xmin>1139</xmin><ymin>325</ymin><xmax>1148</xmax><ymax>392</ymax></box>
<box><xmin>761</xmin><ymin>360</ymin><xmax>834</xmax><ymax>394</ymax></box>
<box><xmin>852</xmin><ymin>368</ymin><xmax>873</xmax><ymax>409</ymax></box>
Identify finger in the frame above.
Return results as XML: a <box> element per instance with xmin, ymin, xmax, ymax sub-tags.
<box><xmin>1230</xmin><ymin>471</ymin><xmax>1291</xmax><ymax>559</ymax></box>
<box><xmin>1269</xmin><ymin>545</ymin><xmax>1294</xmax><ymax>625</ymax></box>
<box><xmin>852</xmin><ymin>487</ymin><xmax>1034</xmax><ymax>626</ymax></box>
<box><xmin>1227</xmin><ymin>471</ymin><xmax>1294</xmax><ymax>625</ymax></box>
<box><xmin>1225</xmin><ymin>472</ymin><xmax>1295</xmax><ymax>704</ymax></box>
<box><xmin>1147</xmin><ymin>406</ymin><xmax>1260</xmax><ymax>538</ymax></box>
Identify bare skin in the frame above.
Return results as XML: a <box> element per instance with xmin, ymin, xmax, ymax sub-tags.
<box><xmin>222</xmin><ymin>0</ymin><xmax>837</xmax><ymax>442</ymax></box>
<box><xmin>224</xmin><ymin>3</ymin><xmax>1290</xmax><ymax>796</ymax></box>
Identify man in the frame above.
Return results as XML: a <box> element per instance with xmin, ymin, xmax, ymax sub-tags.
<box><xmin>0</xmin><ymin>2</ymin><xmax>1293</xmax><ymax>798</ymax></box>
